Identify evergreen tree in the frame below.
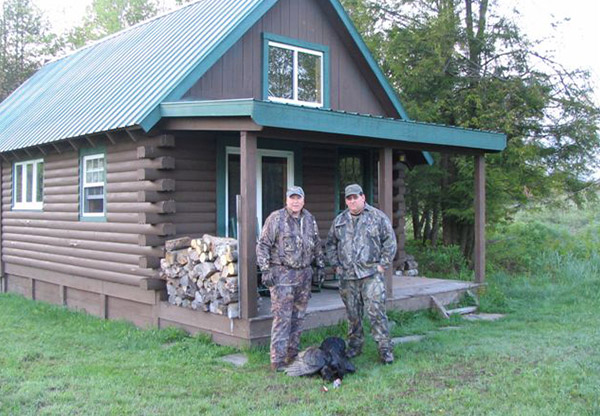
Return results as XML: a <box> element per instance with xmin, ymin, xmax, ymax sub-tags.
<box><xmin>0</xmin><ymin>0</ymin><xmax>57</xmax><ymax>100</ymax></box>
<box><xmin>342</xmin><ymin>0</ymin><xmax>600</xmax><ymax>260</ymax></box>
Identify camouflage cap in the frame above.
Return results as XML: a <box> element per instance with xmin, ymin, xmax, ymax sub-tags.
<box><xmin>345</xmin><ymin>184</ymin><xmax>363</xmax><ymax>198</ymax></box>
<box><xmin>286</xmin><ymin>186</ymin><xmax>305</xmax><ymax>198</ymax></box>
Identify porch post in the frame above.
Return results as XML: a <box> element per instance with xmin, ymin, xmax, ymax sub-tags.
<box><xmin>474</xmin><ymin>154</ymin><xmax>486</xmax><ymax>284</ymax></box>
<box><xmin>379</xmin><ymin>147</ymin><xmax>394</xmax><ymax>296</ymax></box>
<box><xmin>240</xmin><ymin>131</ymin><xmax>258</xmax><ymax>319</ymax></box>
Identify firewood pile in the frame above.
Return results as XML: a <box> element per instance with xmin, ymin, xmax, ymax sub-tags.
<box><xmin>160</xmin><ymin>235</ymin><xmax>240</xmax><ymax>318</ymax></box>
<box><xmin>396</xmin><ymin>254</ymin><xmax>419</xmax><ymax>277</ymax></box>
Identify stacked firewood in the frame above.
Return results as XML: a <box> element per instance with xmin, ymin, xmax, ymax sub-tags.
<box><xmin>161</xmin><ymin>235</ymin><xmax>240</xmax><ymax>318</ymax></box>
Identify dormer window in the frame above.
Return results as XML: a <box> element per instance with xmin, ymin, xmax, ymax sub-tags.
<box><xmin>264</xmin><ymin>34</ymin><xmax>328</xmax><ymax>108</ymax></box>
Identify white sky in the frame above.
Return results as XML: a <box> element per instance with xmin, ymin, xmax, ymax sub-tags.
<box><xmin>31</xmin><ymin>0</ymin><xmax>600</xmax><ymax>105</ymax></box>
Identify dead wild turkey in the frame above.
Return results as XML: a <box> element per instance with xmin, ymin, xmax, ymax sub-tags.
<box><xmin>284</xmin><ymin>337</ymin><xmax>356</xmax><ymax>381</ymax></box>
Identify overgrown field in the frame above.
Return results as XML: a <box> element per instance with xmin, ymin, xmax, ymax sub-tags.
<box><xmin>1</xmin><ymin>205</ymin><xmax>599</xmax><ymax>415</ymax></box>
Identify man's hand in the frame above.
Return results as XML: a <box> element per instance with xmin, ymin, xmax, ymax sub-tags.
<box><xmin>377</xmin><ymin>265</ymin><xmax>385</xmax><ymax>273</ymax></box>
<box><xmin>316</xmin><ymin>267</ymin><xmax>325</xmax><ymax>284</ymax></box>
<box><xmin>261</xmin><ymin>270</ymin><xmax>275</xmax><ymax>288</ymax></box>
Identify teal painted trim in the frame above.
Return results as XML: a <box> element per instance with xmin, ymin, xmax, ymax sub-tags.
<box><xmin>366</xmin><ymin>149</ymin><xmax>374</xmax><ymax>205</ymax></box>
<box><xmin>161</xmin><ymin>99</ymin><xmax>255</xmax><ymax>118</ymax></box>
<box><xmin>257</xmin><ymin>137</ymin><xmax>303</xmax><ymax>187</ymax></box>
<box><xmin>80</xmin><ymin>216</ymin><xmax>108</xmax><ymax>223</ymax></box>
<box><xmin>335</xmin><ymin>148</ymin><xmax>373</xmax><ymax>213</ymax></box>
<box><xmin>327</xmin><ymin>0</ymin><xmax>408</xmax><ymax>120</ymax></box>
<box><xmin>251</xmin><ymin>101</ymin><xmax>506</xmax><ymax>151</ymax></box>
<box><xmin>159</xmin><ymin>99</ymin><xmax>507</xmax><ymax>151</ymax></box>
<box><xmin>216</xmin><ymin>136</ymin><xmax>239</xmax><ymax>237</ymax></box>
<box><xmin>216</xmin><ymin>135</ymin><xmax>305</xmax><ymax>236</ymax></box>
<box><xmin>79</xmin><ymin>146</ymin><xmax>106</xmax><ymax>157</ymax></box>
<box><xmin>262</xmin><ymin>33</ymin><xmax>269</xmax><ymax>104</ymax></box>
<box><xmin>334</xmin><ymin>147</ymin><xmax>340</xmax><ymax>214</ymax></box>
<box><xmin>79</xmin><ymin>146</ymin><xmax>107</xmax><ymax>222</ymax></box>
<box><xmin>139</xmin><ymin>0</ymin><xmax>280</xmax><ymax>131</ymax></box>
<box><xmin>422</xmin><ymin>151</ymin><xmax>434</xmax><ymax>165</ymax></box>
<box><xmin>140</xmin><ymin>107</ymin><xmax>162</xmax><ymax>132</ymax></box>
<box><xmin>262</xmin><ymin>32</ymin><xmax>331</xmax><ymax>108</ymax></box>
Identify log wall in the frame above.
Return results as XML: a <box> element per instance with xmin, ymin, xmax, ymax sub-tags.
<box><xmin>302</xmin><ymin>145</ymin><xmax>337</xmax><ymax>240</ymax></box>
<box><xmin>1</xmin><ymin>134</ymin><xmax>180</xmax><ymax>325</ymax></box>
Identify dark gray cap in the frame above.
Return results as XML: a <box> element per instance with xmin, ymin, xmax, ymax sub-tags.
<box><xmin>286</xmin><ymin>186</ymin><xmax>305</xmax><ymax>198</ymax></box>
<box><xmin>345</xmin><ymin>184</ymin><xmax>363</xmax><ymax>198</ymax></box>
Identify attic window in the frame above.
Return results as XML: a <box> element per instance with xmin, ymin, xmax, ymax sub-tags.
<box><xmin>267</xmin><ymin>41</ymin><xmax>324</xmax><ymax>107</ymax></box>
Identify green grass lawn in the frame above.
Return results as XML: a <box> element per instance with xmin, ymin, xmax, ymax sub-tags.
<box><xmin>1</xmin><ymin>253</ymin><xmax>598</xmax><ymax>416</ymax></box>
<box><xmin>1</xmin><ymin>205</ymin><xmax>599</xmax><ymax>415</ymax></box>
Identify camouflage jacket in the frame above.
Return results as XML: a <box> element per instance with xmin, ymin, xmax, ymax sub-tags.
<box><xmin>256</xmin><ymin>208</ymin><xmax>325</xmax><ymax>272</ymax></box>
<box><xmin>325</xmin><ymin>204</ymin><xmax>397</xmax><ymax>279</ymax></box>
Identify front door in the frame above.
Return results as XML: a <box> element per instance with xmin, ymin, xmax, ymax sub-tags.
<box><xmin>226</xmin><ymin>147</ymin><xmax>294</xmax><ymax>237</ymax></box>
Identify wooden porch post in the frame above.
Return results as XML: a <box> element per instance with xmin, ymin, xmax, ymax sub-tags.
<box><xmin>474</xmin><ymin>154</ymin><xmax>486</xmax><ymax>284</ymax></box>
<box><xmin>379</xmin><ymin>147</ymin><xmax>394</xmax><ymax>295</ymax></box>
<box><xmin>240</xmin><ymin>131</ymin><xmax>258</xmax><ymax>319</ymax></box>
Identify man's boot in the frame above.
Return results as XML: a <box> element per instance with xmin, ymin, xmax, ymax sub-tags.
<box><xmin>378</xmin><ymin>343</ymin><xmax>394</xmax><ymax>364</ymax></box>
<box><xmin>346</xmin><ymin>345</ymin><xmax>362</xmax><ymax>358</ymax></box>
<box><xmin>270</xmin><ymin>362</ymin><xmax>286</xmax><ymax>372</ymax></box>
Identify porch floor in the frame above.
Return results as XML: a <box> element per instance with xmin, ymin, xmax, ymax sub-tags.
<box><xmin>252</xmin><ymin>276</ymin><xmax>480</xmax><ymax>336</ymax></box>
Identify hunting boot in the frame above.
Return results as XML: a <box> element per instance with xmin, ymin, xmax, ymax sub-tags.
<box><xmin>346</xmin><ymin>345</ymin><xmax>362</xmax><ymax>358</ymax></box>
<box><xmin>378</xmin><ymin>343</ymin><xmax>394</xmax><ymax>364</ymax></box>
<box><xmin>270</xmin><ymin>362</ymin><xmax>286</xmax><ymax>372</ymax></box>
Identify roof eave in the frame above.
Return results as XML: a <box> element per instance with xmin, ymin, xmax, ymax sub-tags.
<box><xmin>160</xmin><ymin>99</ymin><xmax>507</xmax><ymax>153</ymax></box>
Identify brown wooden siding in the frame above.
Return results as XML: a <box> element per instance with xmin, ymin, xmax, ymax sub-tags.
<box><xmin>302</xmin><ymin>144</ymin><xmax>337</xmax><ymax>240</ymax></box>
<box><xmin>183</xmin><ymin>0</ymin><xmax>395</xmax><ymax>117</ymax></box>
<box><xmin>172</xmin><ymin>134</ymin><xmax>217</xmax><ymax>238</ymax></box>
<box><xmin>1</xmin><ymin>137</ymin><xmax>172</xmax><ymax>288</ymax></box>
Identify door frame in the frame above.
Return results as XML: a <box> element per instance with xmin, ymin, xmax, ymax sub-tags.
<box><xmin>225</xmin><ymin>146</ymin><xmax>295</xmax><ymax>237</ymax></box>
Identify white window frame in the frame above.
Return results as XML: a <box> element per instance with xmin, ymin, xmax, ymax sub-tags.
<box><xmin>13</xmin><ymin>158</ymin><xmax>43</xmax><ymax>210</ymax></box>
<box><xmin>225</xmin><ymin>147</ymin><xmax>294</xmax><ymax>236</ymax></box>
<box><xmin>267</xmin><ymin>40</ymin><xmax>324</xmax><ymax>108</ymax></box>
<box><xmin>81</xmin><ymin>153</ymin><xmax>106</xmax><ymax>217</ymax></box>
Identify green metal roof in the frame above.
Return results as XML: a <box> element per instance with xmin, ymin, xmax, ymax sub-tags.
<box><xmin>0</xmin><ymin>0</ymin><xmax>503</xmax><ymax>161</ymax></box>
<box><xmin>0</xmin><ymin>0</ymin><xmax>278</xmax><ymax>153</ymax></box>
<box><xmin>161</xmin><ymin>99</ymin><xmax>507</xmax><ymax>152</ymax></box>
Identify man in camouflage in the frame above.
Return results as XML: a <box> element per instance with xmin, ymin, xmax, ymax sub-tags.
<box><xmin>257</xmin><ymin>186</ymin><xmax>325</xmax><ymax>371</ymax></box>
<box><xmin>326</xmin><ymin>184</ymin><xmax>397</xmax><ymax>364</ymax></box>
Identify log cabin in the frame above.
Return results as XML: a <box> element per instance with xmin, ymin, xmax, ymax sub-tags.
<box><xmin>0</xmin><ymin>0</ymin><xmax>506</xmax><ymax>345</ymax></box>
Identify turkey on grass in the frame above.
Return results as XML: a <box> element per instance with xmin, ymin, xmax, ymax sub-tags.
<box><xmin>284</xmin><ymin>337</ymin><xmax>356</xmax><ymax>381</ymax></box>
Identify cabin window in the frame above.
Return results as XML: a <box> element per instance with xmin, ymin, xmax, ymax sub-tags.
<box><xmin>266</xmin><ymin>39</ymin><xmax>325</xmax><ymax>107</ymax></box>
<box><xmin>337</xmin><ymin>150</ymin><xmax>373</xmax><ymax>213</ymax></box>
<box><xmin>13</xmin><ymin>159</ymin><xmax>44</xmax><ymax>210</ymax></box>
<box><xmin>81</xmin><ymin>153</ymin><xmax>106</xmax><ymax>217</ymax></box>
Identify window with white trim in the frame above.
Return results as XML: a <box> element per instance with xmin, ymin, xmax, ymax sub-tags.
<box><xmin>267</xmin><ymin>41</ymin><xmax>323</xmax><ymax>107</ymax></box>
<box><xmin>81</xmin><ymin>154</ymin><xmax>105</xmax><ymax>216</ymax></box>
<box><xmin>13</xmin><ymin>159</ymin><xmax>44</xmax><ymax>210</ymax></box>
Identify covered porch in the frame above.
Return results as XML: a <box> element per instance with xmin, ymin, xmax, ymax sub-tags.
<box><xmin>156</xmin><ymin>98</ymin><xmax>505</xmax><ymax>346</ymax></box>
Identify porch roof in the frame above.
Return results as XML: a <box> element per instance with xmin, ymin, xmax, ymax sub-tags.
<box><xmin>160</xmin><ymin>99</ymin><xmax>507</xmax><ymax>153</ymax></box>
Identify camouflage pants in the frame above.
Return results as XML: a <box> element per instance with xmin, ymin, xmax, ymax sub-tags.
<box><xmin>339</xmin><ymin>272</ymin><xmax>391</xmax><ymax>352</ymax></box>
<box><xmin>269</xmin><ymin>267</ymin><xmax>312</xmax><ymax>366</ymax></box>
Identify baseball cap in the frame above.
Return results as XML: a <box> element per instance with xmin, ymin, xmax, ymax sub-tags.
<box><xmin>286</xmin><ymin>186</ymin><xmax>305</xmax><ymax>198</ymax></box>
<box><xmin>345</xmin><ymin>184</ymin><xmax>363</xmax><ymax>198</ymax></box>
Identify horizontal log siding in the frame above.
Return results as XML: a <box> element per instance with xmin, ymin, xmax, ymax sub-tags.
<box><xmin>393</xmin><ymin>159</ymin><xmax>407</xmax><ymax>268</ymax></box>
<box><xmin>1</xmin><ymin>136</ymin><xmax>176</xmax><ymax>289</ymax></box>
<box><xmin>183</xmin><ymin>0</ymin><xmax>393</xmax><ymax>117</ymax></box>
<box><xmin>302</xmin><ymin>145</ymin><xmax>336</xmax><ymax>240</ymax></box>
<box><xmin>136</xmin><ymin>134</ymin><xmax>217</xmax><ymax>248</ymax></box>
